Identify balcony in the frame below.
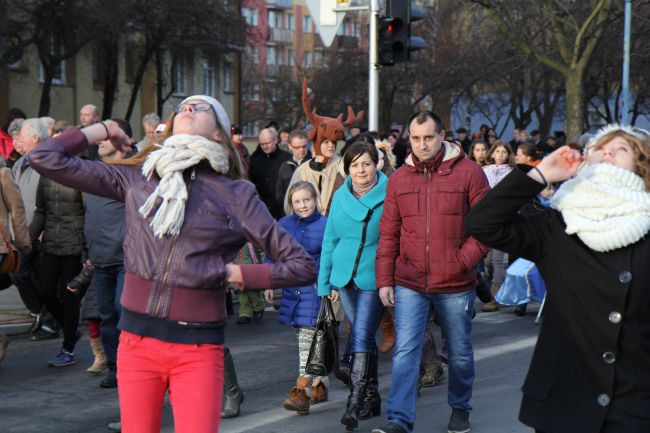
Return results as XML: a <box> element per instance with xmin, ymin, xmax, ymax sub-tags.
<box><xmin>266</xmin><ymin>0</ymin><xmax>292</xmax><ymax>9</ymax></box>
<box><xmin>268</xmin><ymin>28</ymin><xmax>294</xmax><ymax>44</ymax></box>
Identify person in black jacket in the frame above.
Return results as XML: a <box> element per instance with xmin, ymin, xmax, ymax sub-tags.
<box><xmin>275</xmin><ymin>129</ymin><xmax>312</xmax><ymax>214</ymax></box>
<box><xmin>465</xmin><ymin>124</ymin><xmax>650</xmax><ymax>433</ymax></box>
<box><xmin>249</xmin><ymin>127</ymin><xmax>291</xmax><ymax>219</ymax></box>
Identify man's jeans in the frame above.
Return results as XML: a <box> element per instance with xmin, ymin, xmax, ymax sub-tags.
<box><xmin>387</xmin><ymin>286</ymin><xmax>475</xmax><ymax>433</ymax></box>
<box><xmin>95</xmin><ymin>264</ymin><xmax>125</xmax><ymax>376</ymax></box>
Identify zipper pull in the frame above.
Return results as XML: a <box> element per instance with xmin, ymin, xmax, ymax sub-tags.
<box><xmin>191</xmin><ymin>168</ymin><xmax>196</xmax><ymax>180</ymax></box>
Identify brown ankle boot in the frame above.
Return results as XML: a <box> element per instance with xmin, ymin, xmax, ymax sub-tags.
<box><xmin>379</xmin><ymin>310</ymin><xmax>396</xmax><ymax>353</ymax></box>
<box><xmin>310</xmin><ymin>379</ymin><xmax>328</xmax><ymax>404</ymax></box>
<box><xmin>283</xmin><ymin>376</ymin><xmax>310</xmax><ymax>415</ymax></box>
<box><xmin>482</xmin><ymin>283</ymin><xmax>501</xmax><ymax>312</ymax></box>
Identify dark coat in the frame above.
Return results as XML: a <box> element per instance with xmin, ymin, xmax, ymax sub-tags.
<box><xmin>83</xmin><ymin>193</ymin><xmax>126</xmax><ymax>267</ymax></box>
<box><xmin>275</xmin><ymin>153</ymin><xmax>312</xmax><ymax>215</ymax></box>
<box><xmin>29</xmin><ymin>176</ymin><xmax>85</xmax><ymax>256</ymax></box>
<box><xmin>465</xmin><ymin>167</ymin><xmax>650</xmax><ymax>433</ymax></box>
<box><xmin>274</xmin><ymin>210</ymin><xmax>326</xmax><ymax>328</ymax></box>
<box><xmin>249</xmin><ymin>146</ymin><xmax>291</xmax><ymax>219</ymax></box>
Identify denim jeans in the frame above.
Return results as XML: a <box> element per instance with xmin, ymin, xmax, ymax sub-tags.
<box><xmin>337</xmin><ymin>285</ymin><xmax>384</xmax><ymax>353</ymax></box>
<box><xmin>387</xmin><ymin>286</ymin><xmax>475</xmax><ymax>433</ymax></box>
<box><xmin>95</xmin><ymin>264</ymin><xmax>125</xmax><ymax>375</ymax></box>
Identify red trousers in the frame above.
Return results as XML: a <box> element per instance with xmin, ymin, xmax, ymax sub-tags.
<box><xmin>117</xmin><ymin>331</ymin><xmax>224</xmax><ymax>433</ymax></box>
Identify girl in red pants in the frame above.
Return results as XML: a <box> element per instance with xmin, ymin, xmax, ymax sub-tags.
<box><xmin>28</xmin><ymin>96</ymin><xmax>316</xmax><ymax>433</ymax></box>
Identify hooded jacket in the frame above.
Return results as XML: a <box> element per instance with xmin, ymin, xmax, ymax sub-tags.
<box><xmin>376</xmin><ymin>141</ymin><xmax>490</xmax><ymax>293</ymax></box>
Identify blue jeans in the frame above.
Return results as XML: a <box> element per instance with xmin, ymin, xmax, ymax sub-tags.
<box><xmin>387</xmin><ymin>286</ymin><xmax>475</xmax><ymax>433</ymax></box>
<box><xmin>337</xmin><ymin>285</ymin><xmax>384</xmax><ymax>353</ymax></box>
<box><xmin>95</xmin><ymin>264</ymin><xmax>125</xmax><ymax>375</ymax></box>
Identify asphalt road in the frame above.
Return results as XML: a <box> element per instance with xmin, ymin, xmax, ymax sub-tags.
<box><xmin>0</xmin><ymin>302</ymin><xmax>540</xmax><ymax>433</ymax></box>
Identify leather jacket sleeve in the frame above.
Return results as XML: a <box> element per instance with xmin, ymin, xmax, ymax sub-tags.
<box><xmin>27</xmin><ymin>128</ymin><xmax>142</xmax><ymax>203</ymax></box>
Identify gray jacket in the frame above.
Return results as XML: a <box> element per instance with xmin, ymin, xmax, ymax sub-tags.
<box><xmin>12</xmin><ymin>155</ymin><xmax>40</xmax><ymax>226</ymax></box>
<box><xmin>83</xmin><ymin>192</ymin><xmax>125</xmax><ymax>267</ymax></box>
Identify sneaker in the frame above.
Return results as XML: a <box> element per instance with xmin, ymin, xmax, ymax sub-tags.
<box><xmin>448</xmin><ymin>408</ymin><xmax>470</xmax><ymax>433</ymax></box>
<box><xmin>28</xmin><ymin>313</ymin><xmax>43</xmax><ymax>333</ymax></box>
<box><xmin>107</xmin><ymin>421</ymin><xmax>121</xmax><ymax>432</ymax></box>
<box><xmin>30</xmin><ymin>328</ymin><xmax>60</xmax><ymax>341</ymax></box>
<box><xmin>100</xmin><ymin>375</ymin><xmax>118</xmax><ymax>388</ymax></box>
<box><xmin>236</xmin><ymin>316</ymin><xmax>252</xmax><ymax>324</ymax></box>
<box><xmin>372</xmin><ymin>422</ymin><xmax>407</xmax><ymax>433</ymax></box>
<box><xmin>253</xmin><ymin>310</ymin><xmax>264</xmax><ymax>320</ymax></box>
<box><xmin>48</xmin><ymin>349</ymin><xmax>77</xmax><ymax>367</ymax></box>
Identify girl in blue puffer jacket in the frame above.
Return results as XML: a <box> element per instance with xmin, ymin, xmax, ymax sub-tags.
<box><xmin>264</xmin><ymin>181</ymin><xmax>328</xmax><ymax>415</ymax></box>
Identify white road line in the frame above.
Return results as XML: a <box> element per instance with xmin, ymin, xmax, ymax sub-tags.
<box><xmin>219</xmin><ymin>335</ymin><xmax>538</xmax><ymax>433</ymax></box>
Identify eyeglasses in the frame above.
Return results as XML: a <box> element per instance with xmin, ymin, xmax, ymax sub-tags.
<box><xmin>289</xmin><ymin>144</ymin><xmax>308</xmax><ymax>150</ymax></box>
<box><xmin>409</xmin><ymin>135</ymin><xmax>437</xmax><ymax>144</ymax></box>
<box><xmin>173</xmin><ymin>102</ymin><xmax>213</xmax><ymax>114</ymax></box>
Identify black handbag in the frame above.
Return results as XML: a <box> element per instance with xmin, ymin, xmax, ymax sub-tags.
<box><xmin>305</xmin><ymin>297</ymin><xmax>339</xmax><ymax>376</ymax></box>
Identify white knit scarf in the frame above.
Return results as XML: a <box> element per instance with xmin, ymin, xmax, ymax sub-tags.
<box><xmin>551</xmin><ymin>163</ymin><xmax>650</xmax><ymax>252</ymax></box>
<box><xmin>139</xmin><ymin>134</ymin><xmax>230</xmax><ymax>238</ymax></box>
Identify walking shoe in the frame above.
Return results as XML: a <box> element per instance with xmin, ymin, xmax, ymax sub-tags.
<box><xmin>253</xmin><ymin>310</ymin><xmax>264</xmax><ymax>320</ymax></box>
<box><xmin>30</xmin><ymin>327</ymin><xmax>59</xmax><ymax>341</ymax></box>
<box><xmin>107</xmin><ymin>421</ymin><xmax>121</xmax><ymax>432</ymax></box>
<box><xmin>48</xmin><ymin>349</ymin><xmax>77</xmax><ymax>367</ymax></box>
<box><xmin>372</xmin><ymin>422</ymin><xmax>407</xmax><ymax>433</ymax></box>
<box><xmin>100</xmin><ymin>374</ymin><xmax>118</xmax><ymax>388</ymax></box>
<box><xmin>514</xmin><ymin>303</ymin><xmax>528</xmax><ymax>316</ymax></box>
<box><xmin>236</xmin><ymin>316</ymin><xmax>252</xmax><ymax>324</ymax></box>
<box><xmin>28</xmin><ymin>312</ymin><xmax>43</xmax><ymax>333</ymax></box>
<box><xmin>447</xmin><ymin>408</ymin><xmax>470</xmax><ymax>433</ymax></box>
<box><xmin>420</xmin><ymin>365</ymin><xmax>445</xmax><ymax>387</ymax></box>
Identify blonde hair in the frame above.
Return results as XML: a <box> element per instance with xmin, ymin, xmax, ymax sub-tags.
<box><xmin>286</xmin><ymin>181</ymin><xmax>318</xmax><ymax>213</ymax></box>
<box><xmin>110</xmin><ymin>112</ymin><xmax>243</xmax><ymax>180</ymax></box>
<box><xmin>587</xmin><ymin>128</ymin><xmax>650</xmax><ymax>190</ymax></box>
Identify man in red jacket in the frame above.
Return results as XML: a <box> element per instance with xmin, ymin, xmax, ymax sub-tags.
<box><xmin>372</xmin><ymin>111</ymin><xmax>490</xmax><ymax>433</ymax></box>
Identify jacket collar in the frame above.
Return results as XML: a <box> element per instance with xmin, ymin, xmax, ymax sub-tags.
<box><xmin>404</xmin><ymin>141</ymin><xmax>464</xmax><ymax>173</ymax></box>
<box><xmin>290</xmin><ymin>209</ymin><xmax>322</xmax><ymax>224</ymax></box>
<box><xmin>340</xmin><ymin>171</ymin><xmax>387</xmax><ymax>221</ymax></box>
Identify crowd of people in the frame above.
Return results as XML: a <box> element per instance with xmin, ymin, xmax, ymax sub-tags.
<box><xmin>0</xmin><ymin>95</ymin><xmax>649</xmax><ymax>433</ymax></box>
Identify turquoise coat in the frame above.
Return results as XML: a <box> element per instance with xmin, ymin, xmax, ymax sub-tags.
<box><xmin>318</xmin><ymin>171</ymin><xmax>387</xmax><ymax>296</ymax></box>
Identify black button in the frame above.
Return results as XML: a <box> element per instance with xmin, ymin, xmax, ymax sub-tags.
<box><xmin>608</xmin><ymin>312</ymin><xmax>622</xmax><ymax>324</ymax></box>
<box><xmin>619</xmin><ymin>271</ymin><xmax>632</xmax><ymax>283</ymax></box>
<box><xmin>602</xmin><ymin>352</ymin><xmax>616</xmax><ymax>364</ymax></box>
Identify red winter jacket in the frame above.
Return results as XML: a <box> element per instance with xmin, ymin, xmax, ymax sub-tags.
<box><xmin>376</xmin><ymin>141</ymin><xmax>490</xmax><ymax>294</ymax></box>
<box><xmin>0</xmin><ymin>130</ymin><xmax>14</xmax><ymax>160</ymax></box>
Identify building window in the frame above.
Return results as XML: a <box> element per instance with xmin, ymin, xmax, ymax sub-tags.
<box><xmin>314</xmin><ymin>49</ymin><xmax>324</xmax><ymax>66</ymax></box>
<box><xmin>38</xmin><ymin>36</ymin><xmax>66</xmax><ymax>85</ymax></box>
<box><xmin>268</xmin><ymin>10</ymin><xmax>281</xmax><ymax>29</ymax></box>
<box><xmin>202</xmin><ymin>60</ymin><xmax>215</xmax><ymax>96</ymax></box>
<box><xmin>287</xmin><ymin>48</ymin><xmax>295</xmax><ymax>66</ymax></box>
<box><xmin>353</xmin><ymin>22</ymin><xmax>359</xmax><ymax>37</ymax></box>
<box><xmin>242</xmin><ymin>7</ymin><xmax>258</xmax><ymax>26</ymax></box>
<box><xmin>172</xmin><ymin>57</ymin><xmax>187</xmax><ymax>96</ymax></box>
<box><xmin>303</xmin><ymin>15</ymin><xmax>312</xmax><ymax>32</ymax></box>
<box><xmin>244</xmin><ymin>84</ymin><xmax>260</xmax><ymax>101</ymax></box>
<box><xmin>222</xmin><ymin>64</ymin><xmax>232</xmax><ymax>92</ymax></box>
<box><xmin>287</xmin><ymin>14</ymin><xmax>294</xmax><ymax>31</ymax></box>
<box><xmin>303</xmin><ymin>50</ymin><xmax>312</xmax><ymax>67</ymax></box>
<box><xmin>243</xmin><ymin>121</ymin><xmax>260</xmax><ymax>138</ymax></box>
<box><xmin>245</xmin><ymin>45</ymin><xmax>259</xmax><ymax>64</ymax></box>
<box><xmin>267</xmin><ymin>46</ymin><xmax>278</xmax><ymax>65</ymax></box>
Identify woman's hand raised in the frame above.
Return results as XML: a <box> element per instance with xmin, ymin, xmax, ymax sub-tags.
<box><xmin>533</xmin><ymin>146</ymin><xmax>586</xmax><ymax>184</ymax></box>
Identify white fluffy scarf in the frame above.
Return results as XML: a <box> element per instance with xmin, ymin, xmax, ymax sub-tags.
<box><xmin>139</xmin><ymin>134</ymin><xmax>230</xmax><ymax>238</ymax></box>
<box><xmin>551</xmin><ymin>163</ymin><xmax>650</xmax><ymax>252</ymax></box>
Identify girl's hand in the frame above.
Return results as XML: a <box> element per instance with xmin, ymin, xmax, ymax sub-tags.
<box><xmin>226</xmin><ymin>263</ymin><xmax>243</xmax><ymax>290</ymax></box>
<box><xmin>264</xmin><ymin>289</ymin><xmax>274</xmax><ymax>304</ymax></box>
<box><xmin>533</xmin><ymin>146</ymin><xmax>586</xmax><ymax>184</ymax></box>
<box><xmin>328</xmin><ymin>289</ymin><xmax>339</xmax><ymax>303</ymax></box>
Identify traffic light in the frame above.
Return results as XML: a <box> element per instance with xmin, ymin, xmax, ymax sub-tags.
<box><xmin>377</xmin><ymin>0</ymin><xmax>427</xmax><ymax>66</ymax></box>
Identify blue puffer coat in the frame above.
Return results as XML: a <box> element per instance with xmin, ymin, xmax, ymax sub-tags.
<box><xmin>273</xmin><ymin>210</ymin><xmax>327</xmax><ymax>328</ymax></box>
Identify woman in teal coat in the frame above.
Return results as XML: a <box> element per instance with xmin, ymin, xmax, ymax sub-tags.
<box><xmin>318</xmin><ymin>141</ymin><xmax>387</xmax><ymax>431</ymax></box>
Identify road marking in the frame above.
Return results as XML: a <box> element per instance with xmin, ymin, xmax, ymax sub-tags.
<box><xmin>218</xmin><ymin>335</ymin><xmax>538</xmax><ymax>433</ymax></box>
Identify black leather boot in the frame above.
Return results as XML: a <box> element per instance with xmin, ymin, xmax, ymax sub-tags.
<box><xmin>222</xmin><ymin>348</ymin><xmax>244</xmax><ymax>418</ymax></box>
<box><xmin>340</xmin><ymin>352</ymin><xmax>371</xmax><ymax>431</ymax></box>
<box><xmin>358</xmin><ymin>351</ymin><xmax>381</xmax><ymax>420</ymax></box>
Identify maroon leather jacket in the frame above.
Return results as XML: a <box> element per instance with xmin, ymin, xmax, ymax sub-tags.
<box><xmin>29</xmin><ymin>128</ymin><xmax>316</xmax><ymax>341</ymax></box>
